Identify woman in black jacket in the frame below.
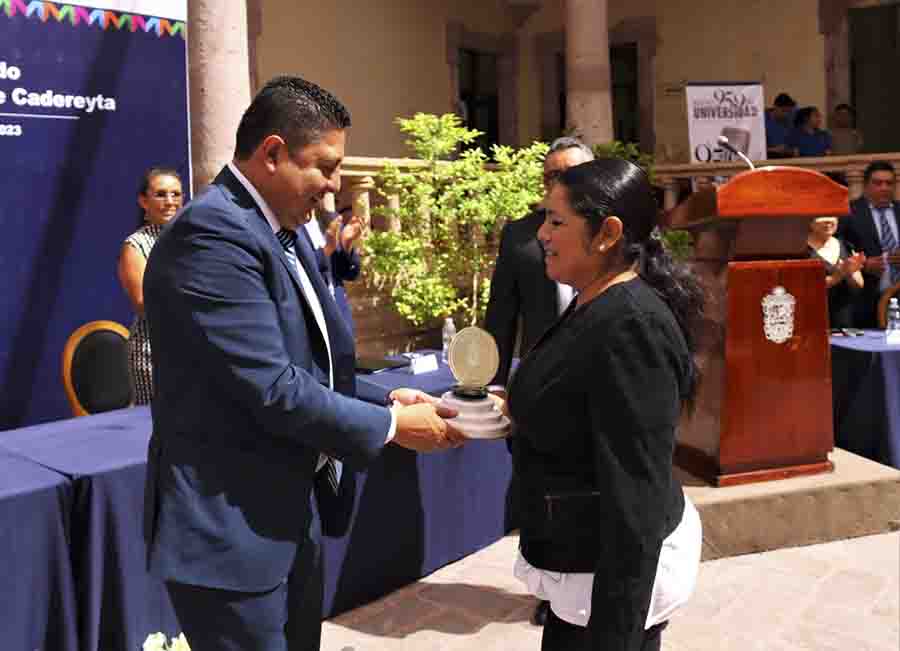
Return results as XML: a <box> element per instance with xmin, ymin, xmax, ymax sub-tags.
<box><xmin>501</xmin><ymin>159</ymin><xmax>704</xmax><ymax>650</ymax></box>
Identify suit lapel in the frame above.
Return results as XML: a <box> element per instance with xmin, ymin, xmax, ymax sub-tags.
<box><xmin>213</xmin><ymin>166</ymin><xmax>352</xmax><ymax>357</ymax></box>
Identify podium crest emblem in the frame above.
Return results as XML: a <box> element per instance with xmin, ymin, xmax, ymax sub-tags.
<box><xmin>761</xmin><ymin>285</ymin><xmax>795</xmax><ymax>344</ymax></box>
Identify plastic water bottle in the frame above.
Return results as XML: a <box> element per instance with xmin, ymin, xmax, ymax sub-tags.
<box><xmin>886</xmin><ymin>298</ymin><xmax>900</xmax><ymax>344</ymax></box>
<box><xmin>441</xmin><ymin>317</ymin><xmax>457</xmax><ymax>363</ymax></box>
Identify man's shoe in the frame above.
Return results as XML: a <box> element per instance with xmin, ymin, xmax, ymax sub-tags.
<box><xmin>531</xmin><ymin>600</ymin><xmax>550</xmax><ymax>626</ymax></box>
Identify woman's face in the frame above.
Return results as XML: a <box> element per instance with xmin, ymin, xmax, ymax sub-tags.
<box><xmin>810</xmin><ymin>217</ymin><xmax>837</xmax><ymax>239</ymax></box>
<box><xmin>537</xmin><ymin>184</ymin><xmax>603</xmax><ymax>289</ymax></box>
<box><xmin>139</xmin><ymin>174</ymin><xmax>183</xmax><ymax>225</ymax></box>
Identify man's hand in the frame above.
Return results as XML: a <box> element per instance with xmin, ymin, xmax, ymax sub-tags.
<box><xmin>340</xmin><ymin>214</ymin><xmax>363</xmax><ymax>252</ymax></box>
<box><xmin>389</xmin><ymin>388</ymin><xmax>457</xmax><ymax>417</ymax></box>
<box><xmin>391</xmin><ymin>402</ymin><xmax>467</xmax><ymax>452</ymax></box>
<box><xmin>865</xmin><ymin>255</ymin><xmax>886</xmax><ymax>275</ymax></box>
<box><xmin>323</xmin><ymin>217</ymin><xmax>340</xmax><ymax>257</ymax></box>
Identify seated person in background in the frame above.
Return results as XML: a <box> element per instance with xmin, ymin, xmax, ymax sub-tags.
<box><xmin>117</xmin><ymin>167</ymin><xmax>183</xmax><ymax>404</ymax></box>
<box><xmin>787</xmin><ymin>106</ymin><xmax>832</xmax><ymax>157</ymax></box>
<box><xmin>839</xmin><ymin>161</ymin><xmax>900</xmax><ymax>327</ymax></box>
<box><xmin>807</xmin><ymin>216</ymin><xmax>864</xmax><ymax>329</ymax></box>
<box><xmin>765</xmin><ymin>93</ymin><xmax>797</xmax><ymax>158</ymax></box>
<box><xmin>302</xmin><ymin>203</ymin><xmax>363</xmax><ymax>334</ymax></box>
<box><xmin>830</xmin><ymin>103</ymin><xmax>864</xmax><ymax>155</ymax></box>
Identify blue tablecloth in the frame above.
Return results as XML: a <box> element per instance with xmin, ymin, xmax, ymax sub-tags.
<box><xmin>355</xmin><ymin>349</ymin><xmax>456</xmax><ymax>404</ymax></box>
<box><xmin>831</xmin><ymin>331</ymin><xmax>900</xmax><ymax>468</ymax></box>
<box><xmin>0</xmin><ymin>363</ymin><xmax>513</xmax><ymax>647</ymax></box>
<box><xmin>0</xmin><ymin>450</ymin><xmax>78</xmax><ymax>651</ymax></box>
<box><xmin>0</xmin><ymin>407</ymin><xmax>180</xmax><ymax>651</ymax></box>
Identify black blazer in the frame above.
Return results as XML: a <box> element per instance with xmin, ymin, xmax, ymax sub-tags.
<box><xmin>509</xmin><ymin>278</ymin><xmax>689</xmax><ymax>649</ymax></box>
<box><xmin>143</xmin><ymin>166</ymin><xmax>391</xmax><ymax>592</ymax></box>
<box><xmin>839</xmin><ymin>198</ymin><xmax>900</xmax><ymax>326</ymax></box>
<box><xmin>484</xmin><ymin>210</ymin><xmax>559</xmax><ymax>385</ymax></box>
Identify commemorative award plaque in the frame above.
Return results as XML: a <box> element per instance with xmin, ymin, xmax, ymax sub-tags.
<box><xmin>441</xmin><ymin>326</ymin><xmax>510</xmax><ymax>439</ymax></box>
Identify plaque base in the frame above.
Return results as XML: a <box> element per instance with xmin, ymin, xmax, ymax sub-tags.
<box><xmin>440</xmin><ymin>390</ymin><xmax>510</xmax><ymax>439</ymax></box>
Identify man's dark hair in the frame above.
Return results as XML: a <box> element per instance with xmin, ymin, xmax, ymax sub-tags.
<box><xmin>773</xmin><ymin>93</ymin><xmax>796</xmax><ymax>108</ymax></box>
<box><xmin>835</xmin><ymin>103</ymin><xmax>854</xmax><ymax>114</ymax></box>
<box><xmin>234</xmin><ymin>76</ymin><xmax>351</xmax><ymax>159</ymax></box>
<box><xmin>864</xmin><ymin>160</ymin><xmax>896</xmax><ymax>183</ymax></box>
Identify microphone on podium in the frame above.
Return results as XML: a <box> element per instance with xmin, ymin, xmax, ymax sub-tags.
<box><xmin>717</xmin><ymin>135</ymin><xmax>755</xmax><ymax>170</ymax></box>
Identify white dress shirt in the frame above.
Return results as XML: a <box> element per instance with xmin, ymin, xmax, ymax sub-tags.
<box><xmin>870</xmin><ymin>203</ymin><xmax>899</xmax><ymax>291</ymax></box>
<box><xmin>557</xmin><ymin>282</ymin><xmax>576</xmax><ymax>315</ymax></box>
<box><xmin>226</xmin><ymin>162</ymin><xmax>395</xmax><ymax>460</ymax></box>
<box><xmin>514</xmin><ymin>494</ymin><xmax>702</xmax><ymax>629</ymax></box>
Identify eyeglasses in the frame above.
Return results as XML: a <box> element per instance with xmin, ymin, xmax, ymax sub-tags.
<box><xmin>149</xmin><ymin>191</ymin><xmax>183</xmax><ymax>200</ymax></box>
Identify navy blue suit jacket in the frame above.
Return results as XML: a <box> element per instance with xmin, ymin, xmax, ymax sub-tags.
<box><xmin>839</xmin><ymin>197</ymin><xmax>900</xmax><ymax>326</ymax></box>
<box><xmin>143</xmin><ymin>166</ymin><xmax>390</xmax><ymax>592</ymax></box>
<box><xmin>299</xmin><ymin>224</ymin><xmax>360</xmax><ymax>334</ymax></box>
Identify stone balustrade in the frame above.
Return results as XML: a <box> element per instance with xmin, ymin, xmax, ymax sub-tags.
<box><xmin>335</xmin><ymin>152</ymin><xmax>900</xmax><ymax>354</ymax></box>
<box><xmin>655</xmin><ymin>152</ymin><xmax>900</xmax><ymax>211</ymax></box>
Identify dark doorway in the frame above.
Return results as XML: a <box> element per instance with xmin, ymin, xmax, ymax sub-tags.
<box><xmin>557</xmin><ymin>43</ymin><xmax>640</xmax><ymax>144</ymax></box>
<box><xmin>850</xmin><ymin>5</ymin><xmax>900</xmax><ymax>153</ymax></box>
<box><xmin>458</xmin><ymin>48</ymin><xmax>499</xmax><ymax>152</ymax></box>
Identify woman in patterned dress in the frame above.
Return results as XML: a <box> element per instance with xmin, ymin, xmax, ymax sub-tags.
<box><xmin>117</xmin><ymin>168</ymin><xmax>184</xmax><ymax>404</ymax></box>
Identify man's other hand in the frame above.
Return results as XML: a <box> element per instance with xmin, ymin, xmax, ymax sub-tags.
<box><xmin>391</xmin><ymin>403</ymin><xmax>467</xmax><ymax>452</ymax></box>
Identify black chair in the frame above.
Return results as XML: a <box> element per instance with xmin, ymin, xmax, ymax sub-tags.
<box><xmin>62</xmin><ymin>320</ymin><xmax>133</xmax><ymax>416</ymax></box>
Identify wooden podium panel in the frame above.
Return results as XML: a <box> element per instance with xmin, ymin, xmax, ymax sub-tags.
<box><xmin>669</xmin><ymin>167</ymin><xmax>846</xmax><ymax>486</ymax></box>
<box><xmin>676</xmin><ymin>260</ymin><xmax>833</xmax><ymax>486</ymax></box>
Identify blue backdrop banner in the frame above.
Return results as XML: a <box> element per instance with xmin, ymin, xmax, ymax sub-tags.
<box><xmin>0</xmin><ymin>1</ymin><xmax>189</xmax><ymax>429</ymax></box>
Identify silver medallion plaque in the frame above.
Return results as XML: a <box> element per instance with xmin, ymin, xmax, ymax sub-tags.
<box><xmin>442</xmin><ymin>326</ymin><xmax>510</xmax><ymax>438</ymax></box>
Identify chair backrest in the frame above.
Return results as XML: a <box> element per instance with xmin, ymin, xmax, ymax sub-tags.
<box><xmin>62</xmin><ymin>320</ymin><xmax>132</xmax><ymax>417</ymax></box>
<box><xmin>878</xmin><ymin>282</ymin><xmax>900</xmax><ymax>329</ymax></box>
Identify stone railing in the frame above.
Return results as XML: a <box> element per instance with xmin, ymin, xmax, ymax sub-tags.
<box><xmin>336</xmin><ymin>152</ymin><xmax>900</xmax><ymax>354</ymax></box>
<box><xmin>331</xmin><ymin>156</ymin><xmax>455</xmax><ymax>355</ymax></box>
<box><xmin>655</xmin><ymin>152</ymin><xmax>900</xmax><ymax>211</ymax></box>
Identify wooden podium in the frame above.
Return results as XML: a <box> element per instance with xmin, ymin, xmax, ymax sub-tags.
<box><xmin>666</xmin><ymin>167</ymin><xmax>849</xmax><ymax>486</ymax></box>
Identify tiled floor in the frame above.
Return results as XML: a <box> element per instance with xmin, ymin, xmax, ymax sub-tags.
<box><xmin>322</xmin><ymin>532</ymin><xmax>899</xmax><ymax>650</ymax></box>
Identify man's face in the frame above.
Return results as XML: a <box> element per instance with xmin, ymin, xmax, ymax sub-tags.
<box><xmin>266</xmin><ymin>129</ymin><xmax>345</xmax><ymax>229</ymax></box>
<box><xmin>542</xmin><ymin>148</ymin><xmax>592</xmax><ymax>195</ymax></box>
<box><xmin>833</xmin><ymin>108</ymin><xmax>852</xmax><ymax>129</ymax></box>
<box><xmin>865</xmin><ymin>170</ymin><xmax>896</xmax><ymax>208</ymax></box>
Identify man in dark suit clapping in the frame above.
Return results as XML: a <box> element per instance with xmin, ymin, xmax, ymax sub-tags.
<box><xmin>143</xmin><ymin>76</ymin><xmax>464</xmax><ymax>651</ymax></box>
<box><xmin>484</xmin><ymin>136</ymin><xmax>594</xmax><ymax>626</ymax></box>
<box><xmin>485</xmin><ymin>137</ymin><xmax>595</xmax><ymax>386</ymax></box>
<box><xmin>839</xmin><ymin>161</ymin><xmax>900</xmax><ymax>327</ymax></box>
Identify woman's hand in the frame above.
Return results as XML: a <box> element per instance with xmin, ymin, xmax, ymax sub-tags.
<box><xmin>487</xmin><ymin>390</ymin><xmax>510</xmax><ymax>419</ymax></box>
<box><xmin>839</xmin><ymin>252</ymin><xmax>865</xmax><ymax>276</ymax></box>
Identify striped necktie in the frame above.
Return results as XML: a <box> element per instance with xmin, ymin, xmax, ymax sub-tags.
<box><xmin>276</xmin><ymin>228</ymin><xmax>341</xmax><ymax>494</ymax></box>
<box><xmin>875</xmin><ymin>208</ymin><xmax>900</xmax><ymax>284</ymax></box>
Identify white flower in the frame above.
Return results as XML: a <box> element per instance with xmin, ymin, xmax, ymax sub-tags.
<box><xmin>142</xmin><ymin>633</ymin><xmax>168</xmax><ymax>651</ymax></box>
<box><xmin>142</xmin><ymin>632</ymin><xmax>190</xmax><ymax>651</ymax></box>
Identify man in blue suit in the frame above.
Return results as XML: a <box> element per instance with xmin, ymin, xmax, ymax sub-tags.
<box><xmin>143</xmin><ymin>76</ymin><xmax>464</xmax><ymax>651</ymax></box>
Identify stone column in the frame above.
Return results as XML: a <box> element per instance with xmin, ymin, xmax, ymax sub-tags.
<box><xmin>565</xmin><ymin>0</ymin><xmax>613</xmax><ymax>146</ymax></box>
<box><xmin>846</xmin><ymin>167</ymin><xmax>865</xmax><ymax>200</ymax></box>
<box><xmin>350</xmin><ymin>176</ymin><xmax>376</xmax><ymax>230</ymax></box>
<box><xmin>188</xmin><ymin>0</ymin><xmax>252</xmax><ymax>192</ymax></box>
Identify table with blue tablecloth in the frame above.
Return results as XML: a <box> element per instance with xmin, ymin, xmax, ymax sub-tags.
<box><xmin>831</xmin><ymin>331</ymin><xmax>900</xmax><ymax>468</ymax></box>
<box><xmin>0</xmin><ymin>450</ymin><xmax>78</xmax><ymax>651</ymax></box>
<box><xmin>0</xmin><ymin>358</ymin><xmax>513</xmax><ymax>647</ymax></box>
